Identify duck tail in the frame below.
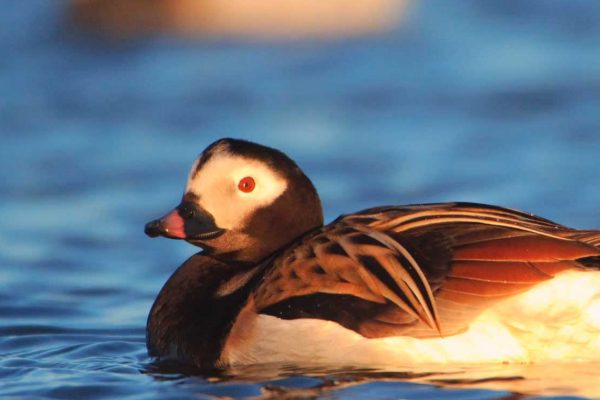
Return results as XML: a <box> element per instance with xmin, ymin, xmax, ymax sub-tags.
<box><xmin>577</xmin><ymin>255</ymin><xmax>600</xmax><ymax>270</ymax></box>
<box><xmin>569</xmin><ymin>230</ymin><xmax>600</xmax><ymax>270</ymax></box>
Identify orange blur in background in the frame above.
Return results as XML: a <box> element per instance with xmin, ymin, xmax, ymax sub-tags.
<box><xmin>69</xmin><ymin>0</ymin><xmax>409</xmax><ymax>40</ymax></box>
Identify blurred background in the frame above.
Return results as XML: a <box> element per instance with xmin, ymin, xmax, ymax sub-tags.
<box><xmin>1</xmin><ymin>1</ymin><xmax>600</xmax><ymax>399</ymax></box>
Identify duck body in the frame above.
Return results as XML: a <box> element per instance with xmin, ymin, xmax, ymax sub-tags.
<box><xmin>219</xmin><ymin>269</ymin><xmax>600</xmax><ymax>366</ymax></box>
<box><xmin>145</xmin><ymin>139</ymin><xmax>600</xmax><ymax>369</ymax></box>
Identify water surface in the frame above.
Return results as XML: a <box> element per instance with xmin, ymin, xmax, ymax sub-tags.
<box><xmin>1</xmin><ymin>1</ymin><xmax>600</xmax><ymax>398</ymax></box>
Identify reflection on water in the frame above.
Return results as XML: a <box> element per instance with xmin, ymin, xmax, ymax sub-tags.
<box><xmin>2</xmin><ymin>0</ymin><xmax>600</xmax><ymax>399</ymax></box>
<box><xmin>144</xmin><ymin>361</ymin><xmax>600</xmax><ymax>399</ymax></box>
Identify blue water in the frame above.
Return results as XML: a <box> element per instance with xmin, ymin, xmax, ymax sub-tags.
<box><xmin>1</xmin><ymin>1</ymin><xmax>600</xmax><ymax>399</ymax></box>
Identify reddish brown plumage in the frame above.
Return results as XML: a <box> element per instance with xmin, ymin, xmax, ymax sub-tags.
<box><xmin>254</xmin><ymin>202</ymin><xmax>600</xmax><ymax>339</ymax></box>
<box><xmin>449</xmin><ymin>260</ymin><xmax>553</xmax><ymax>283</ymax></box>
<box><xmin>442</xmin><ymin>277</ymin><xmax>536</xmax><ymax>296</ymax></box>
<box><xmin>453</xmin><ymin>236</ymin><xmax>598</xmax><ymax>261</ymax></box>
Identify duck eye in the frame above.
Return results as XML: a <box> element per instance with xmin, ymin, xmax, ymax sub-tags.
<box><xmin>238</xmin><ymin>176</ymin><xmax>255</xmax><ymax>193</ymax></box>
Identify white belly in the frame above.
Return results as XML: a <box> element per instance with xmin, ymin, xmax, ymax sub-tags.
<box><xmin>221</xmin><ymin>271</ymin><xmax>600</xmax><ymax>366</ymax></box>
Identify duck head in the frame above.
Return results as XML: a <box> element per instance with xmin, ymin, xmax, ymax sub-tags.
<box><xmin>144</xmin><ymin>138</ymin><xmax>324</xmax><ymax>263</ymax></box>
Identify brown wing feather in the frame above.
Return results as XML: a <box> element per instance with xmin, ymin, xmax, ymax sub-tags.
<box><xmin>449</xmin><ymin>260</ymin><xmax>553</xmax><ymax>283</ymax></box>
<box><xmin>453</xmin><ymin>236</ymin><xmax>598</xmax><ymax>261</ymax></box>
<box><xmin>253</xmin><ymin>223</ymin><xmax>441</xmax><ymax>332</ymax></box>
<box><xmin>253</xmin><ymin>202</ymin><xmax>600</xmax><ymax>339</ymax></box>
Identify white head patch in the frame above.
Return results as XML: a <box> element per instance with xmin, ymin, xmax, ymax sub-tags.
<box><xmin>185</xmin><ymin>151</ymin><xmax>288</xmax><ymax>230</ymax></box>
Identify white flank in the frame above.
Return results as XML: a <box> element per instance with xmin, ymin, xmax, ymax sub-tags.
<box><xmin>185</xmin><ymin>153</ymin><xmax>288</xmax><ymax>230</ymax></box>
<box><xmin>222</xmin><ymin>271</ymin><xmax>600</xmax><ymax>366</ymax></box>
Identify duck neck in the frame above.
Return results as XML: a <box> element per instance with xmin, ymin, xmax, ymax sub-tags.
<box><xmin>146</xmin><ymin>252</ymin><xmax>261</xmax><ymax>369</ymax></box>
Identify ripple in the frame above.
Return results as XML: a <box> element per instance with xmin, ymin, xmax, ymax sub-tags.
<box><xmin>0</xmin><ymin>305</ymin><xmax>81</xmax><ymax>318</ymax></box>
<box><xmin>0</xmin><ymin>324</ymin><xmax>143</xmax><ymax>337</ymax></box>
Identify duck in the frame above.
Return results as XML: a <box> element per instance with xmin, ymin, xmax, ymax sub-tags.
<box><xmin>144</xmin><ymin>138</ymin><xmax>600</xmax><ymax>369</ymax></box>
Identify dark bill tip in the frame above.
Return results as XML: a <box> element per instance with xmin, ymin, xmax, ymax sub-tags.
<box><xmin>144</xmin><ymin>219</ymin><xmax>163</xmax><ymax>237</ymax></box>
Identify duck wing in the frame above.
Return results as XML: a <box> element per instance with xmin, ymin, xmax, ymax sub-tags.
<box><xmin>252</xmin><ymin>203</ymin><xmax>600</xmax><ymax>339</ymax></box>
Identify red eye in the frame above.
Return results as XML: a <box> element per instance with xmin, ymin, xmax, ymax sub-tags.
<box><xmin>238</xmin><ymin>176</ymin><xmax>255</xmax><ymax>193</ymax></box>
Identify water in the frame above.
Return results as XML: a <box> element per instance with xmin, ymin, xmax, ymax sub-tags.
<box><xmin>1</xmin><ymin>1</ymin><xmax>600</xmax><ymax>398</ymax></box>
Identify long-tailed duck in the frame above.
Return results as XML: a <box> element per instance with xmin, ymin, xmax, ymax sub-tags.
<box><xmin>145</xmin><ymin>138</ymin><xmax>600</xmax><ymax>369</ymax></box>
